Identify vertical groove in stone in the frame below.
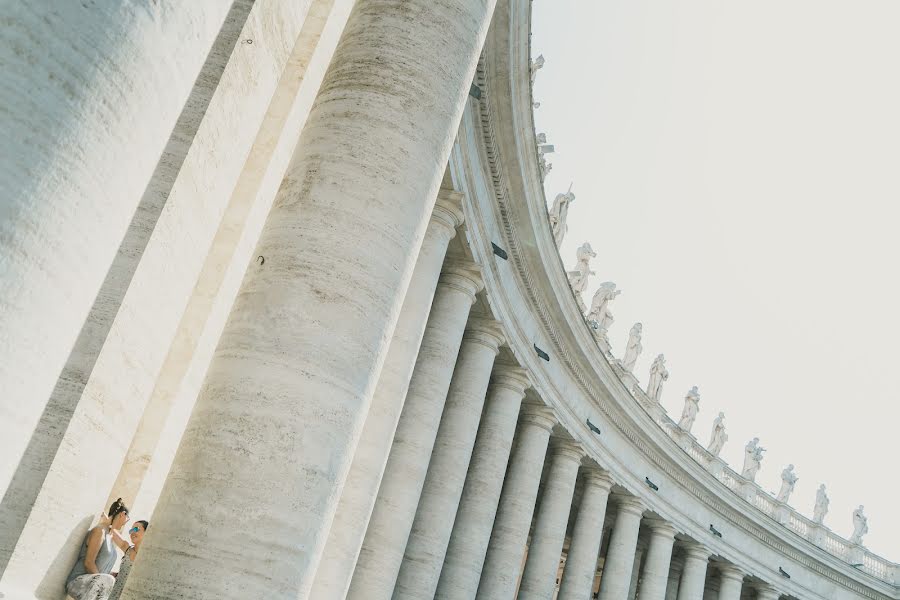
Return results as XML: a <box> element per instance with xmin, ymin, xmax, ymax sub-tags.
<box><xmin>120</xmin><ymin>0</ymin><xmax>498</xmax><ymax>597</ymax></box>
<box><xmin>557</xmin><ymin>470</ymin><xmax>614</xmax><ymax>600</ymax></box>
<box><xmin>597</xmin><ymin>496</ymin><xmax>645</xmax><ymax>600</ymax></box>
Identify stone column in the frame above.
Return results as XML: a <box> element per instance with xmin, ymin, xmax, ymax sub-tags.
<box><xmin>676</xmin><ymin>543</ymin><xmax>710</xmax><ymax>600</ymax></box>
<box><xmin>393</xmin><ymin>320</ymin><xmax>505</xmax><ymax>600</ymax></box>
<box><xmin>557</xmin><ymin>469</ymin><xmax>615</xmax><ymax>600</ymax></box>
<box><xmin>636</xmin><ymin>519</ymin><xmax>677</xmax><ymax>600</ymax></box>
<box><xmin>477</xmin><ymin>404</ymin><xmax>557</xmax><ymax>600</ymax></box>
<box><xmin>0</xmin><ymin>3</ymin><xmax>235</xmax><ymax>510</ymax></box>
<box><xmin>597</xmin><ymin>496</ymin><xmax>646</xmax><ymax>600</ymax></box>
<box><xmin>715</xmin><ymin>564</ymin><xmax>744</xmax><ymax>600</ymax></box>
<box><xmin>753</xmin><ymin>583</ymin><xmax>780</xmax><ymax>600</ymax></box>
<box><xmin>434</xmin><ymin>366</ymin><xmax>531</xmax><ymax>600</ymax></box>
<box><xmin>348</xmin><ymin>263</ymin><xmax>483</xmax><ymax>600</ymax></box>
<box><xmin>310</xmin><ymin>192</ymin><xmax>465</xmax><ymax>599</ymax></box>
<box><xmin>122</xmin><ymin>0</ymin><xmax>499</xmax><ymax>595</ymax></box>
<box><xmin>517</xmin><ymin>441</ymin><xmax>584</xmax><ymax>600</ymax></box>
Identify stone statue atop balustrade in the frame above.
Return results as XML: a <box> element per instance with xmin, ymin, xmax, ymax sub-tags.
<box><xmin>776</xmin><ymin>464</ymin><xmax>799</xmax><ymax>503</ymax></box>
<box><xmin>707</xmin><ymin>411</ymin><xmax>727</xmax><ymax>457</ymax></box>
<box><xmin>813</xmin><ymin>484</ymin><xmax>829</xmax><ymax>524</ymax></box>
<box><xmin>850</xmin><ymin>505</ymin><xmax>869</xmax><ymax>545</ymax></box>
<box><xmin>622</xmin><ymin>323</ymin><xmax>643</xmax><ymax>372</ymax></box>
<box><xmin>646</xmin><ymin>354</ymin><xmax>668</xmax><ymax>403</ymax></box>
<box><xmin>531</xmin><ymin>54</ymin><xmax>545</xmax><ymax>85</ymax></box>
<box><xmin>741</xmin><ymin>437</ymin><xmax>765</xmax><ymax>482</ymax></box>
<box><xmin>567</xmin><ymin>243</ymin><xmax>596</xmax><ymax>310</ymax></box>
<box><xmin>548</xmin><ymin>186</ymin><xmax>575</xmax><ymax>248</ymax></box>
<box><xmin>587</xmin><ymin>282</ymin><xmax>620</xmax><ymax>343</ymax></box>
<box><xmin>677</xmin><ymin>386</ymin><xmax>701</xmax><ymax>433</ymax></box>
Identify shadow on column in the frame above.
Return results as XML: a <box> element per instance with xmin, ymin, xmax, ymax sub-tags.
<box><xmin>0</xmin><ymin>0</ymin><xmax>255</xmax><ymax>579</ymax></box>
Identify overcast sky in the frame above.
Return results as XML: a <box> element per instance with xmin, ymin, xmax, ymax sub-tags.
<box><xmin>532</xmin><ymin>0</ymin><xmax>899</xmax><ymax>560</ymax></box>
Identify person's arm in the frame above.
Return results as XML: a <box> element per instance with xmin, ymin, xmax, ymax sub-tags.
<box><xmin>83</xmin><ymin>528</ymin><xmax>103</xmax><ymax>574</ymax></box>
<box><xmin>109</xmin><ymin>528</ymin><xmax>132</xmax><ymax>553</ymax></box>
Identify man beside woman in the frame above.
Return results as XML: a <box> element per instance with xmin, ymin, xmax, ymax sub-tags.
<box><xmin>65</xmin><ymin>498</ymin><xmax>149</xmax><ymax>600</ymax></box>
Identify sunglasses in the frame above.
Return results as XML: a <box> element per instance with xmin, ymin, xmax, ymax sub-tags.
<box><xmin>129</xmin><ymin>526</ymin><xmax>141</xmax><ymax>534</ymax></box>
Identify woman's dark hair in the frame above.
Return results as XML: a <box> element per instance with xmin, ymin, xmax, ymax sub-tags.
<box><xmin>135</xmin><ymin>520</ymin><xmax>149</xmax><ymax>531</ymax></box>
<box><xmin>108</xmin><ymin>497</ymin><xmax>130</xmax><ymax>518</ymax></box>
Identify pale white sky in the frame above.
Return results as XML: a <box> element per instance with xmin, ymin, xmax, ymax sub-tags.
<box><xmin>532</xmin><ymin>1</ymin><xmax>899</xmax><ymax>560</ymax></box>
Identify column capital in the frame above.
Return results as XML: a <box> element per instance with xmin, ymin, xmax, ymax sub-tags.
<box><xmin>520</xmin><ymin>402</ymin><xmax>556</xmax><ymax>432</ymax></box>
<box><xmin>551</xmin><ymin>439</ymin><xmax>584</xmax><ymax>463</ymax></box>
<box><xmin>490</xmin><ymin>364</ymin><xmax>531</xmax><ymax>396</ymax></box>
<box><xmin>753</xmin><ymin>582</ymin><xmax>780</xmax><ymax>600</ymax></box>
<box><xmin>680</xmin><ymin>540</ymin><xmax>710</xmax><ymax>562</ymax></box>
<box><xmin>643</xmin><ymin>517</ymin><xmax>677</xmax><ymax>538</ymax></box>
<box><xmin>432</xmin><ymin>189</ymin><xmax>466</xmax><ymax>238</ymax></box>
<box><xmin>582</xmin><ymin>468</ymin><xmax>615</xmax><ymax>493</ymax></box>
<box><xmin>717</xmin><ymin>563</ymin><xmax>745</xmax><ymax>584</ymax></box>
<box><xmin>439</xmin><ymin>260</ymin><xmax>483</xmax><ymax>302</ymax></box>
<box><xmin>612</xmin><ymin>494</ymin><xmax>646</xmax><ymax>518</ymax></box>
<box><xmin>463</xmin><ymin>318</ymin><xmax>505</xmax><ymax>354</ymax></box>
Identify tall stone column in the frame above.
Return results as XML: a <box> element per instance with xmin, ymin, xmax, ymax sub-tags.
<box><xmin>557</xmin><ymin>469</ymin><xmax>614</xmax><ymax>600</ymax></box>
<box><xmin>348</xmin><ymin>263</ymin><xmax>483</xmax><ymax>600</ymax></box>
<box><xmin>517</xmin><ymin>441</ymin><xmax>583</xmax><ymax>600</ymax></box>
<box><xmin>121</xmin><ymin>0</ymin><xmax>499</xmax><ymax>596</ymax></box>
<box><xmin>0</xmin><ymin>3</ymin><xmax>234</xmax><ymax>510</ymax></box>
<box><xmin>665</xmin><ymin>557</ymin><xmax>684</xmax><ymax>600</ymax></box>
<box><xmin>716</xmin><ymin>564</ymin><xmax>744</xmax><ymax>600</ymax></box>
<box><xmin>310</xmin><ymin>192</ymin><xmax>465</xmax><ymax>599</ymax></box>
<box><xmin>628</xmin><ymin>542</ymin><xmax>647</xmax><ymax>599</ymax></box>
<box><xmin>393</xmin><ymin>320</ymin><xmax>505</xmax><ymax>600</ymax></box>
<box><xmin>477</xmin><ymin>404</ymin><xmax>557</xmax><ymax>600</ymax></box>
<box><xmin>753</xmin><ymin>583</ymin><xmax>781</xmax><ymax>600</ymax></box>
<box><xmin>434</xmin><ymin>366</ymin><xmax>531</xmax><ymax>600</ymax></box>
<box><xmin>675</xmin><ymin>543</ymin><xmax>710</xmax><ymax>600</ymax></box>
<box><xmin>597</xmin><ymin>496</ymin><xmax>646</xmax><ymax>600</ymax></box>
<box><xmin>635</xmin><ymin>519</ymin><xmax>677</xmax><ymax>600</ymax></box>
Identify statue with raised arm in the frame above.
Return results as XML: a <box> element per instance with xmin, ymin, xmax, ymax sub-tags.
<box><xmin>621</xmin><ymin>322</ymin><xmax>643</xmax><ymax>372</ymax></box>
<box><xmin>548</xmin><ymin>186</ymin><xmax>575</xmax><ymax>248</ymax></box>
<box><xmin>813</xmin><ymin>484</ymin><xmax>829</xmax><ymax>524</ymax></box>
<box><xmin>531</xmin><ymin>54</ymin><xmax>545</xmax><ymax>85</ymax></box>
<box><xmin>587</xmin><ymin>282</ymin><xmax>620</xmax><ymax>342</ymax></box>
<box><xmin>849</xmin><ymin>505</ymin><xmax>868</xmax><ymax>544</ymax></box>
<box><xmin>646</xmin><ymin>354</ymin><xmax>669</xmax><ymax>402</ymax></box>
<box><xmin>776</xmin><ymin>464</ymin><xmax>799</xmax><ymax>503</ymax></box>
<box><xmin>567</xmin><ymin>242</ymin><xmax>596</xmax><ymax>299</ymax></box>
<box><xmin>677</xmin><ymin>386</ymin><xmax>701</xmax><ymax>433</ymax></box>
<box><xmin>707</xmin><ymin>411</ymin><xmax>727</xmax><ymax>457</ymax></box>
<box><xmin>741</xmin><ymin>437</ymin><xmax>765</xmax><ymax>481</ymax></box>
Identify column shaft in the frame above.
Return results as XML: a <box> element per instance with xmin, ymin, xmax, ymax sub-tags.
<box><xmin>716</xmin><ymin>565</ymin><xmax>744</xmax><ymax>600</ymax></box>
<box><xmin>434</xmin><ymin>368</ymin><xmax>530</xmax><ymax>600</ymax></box>
<box><xmin>597</xmin><ymin>497</ymin><xmax>645</xmax><ymax>600</ymax></box>
<box><xmin>676</xmin><ymin>545</ymin><xmax>710</xmax><ymax>600</ymax></box>
<box><xmin>122</xmin><ymin>0</ymin><xmax>498</xmax><ymax>596</ymax></box>
<box><xmin>348</xmin><ymin>264</ymin><xmax>482</xmax><ymax>600</ymax></box>
<box><xmin>636</xmin><ymin>520</ymin><xmax>677</xmax><ymax>600</ymax></box>
<box><xmin>476</xmin><ymin>405</ymin><xmax>556</xmax><ymax>600</ymax></box>
<box><xmin>628</xmin><ymin>545</ymin><xmax>646</xmax><ymax>599</ymax></box>
<box><xmin>310</xmin><ymin>193</ymin><xmax>464</xmax><ymax>599</ymax></box>
<box><xmin>392</xmin><ymin>321</ymin><xmax>505</xmax><ymax>600</ymax></box>
<box><xmin>753</xmin><ymin>584</ymin><xmax>780</xmax><ymax>600</ymax></box>
<box><xmin>517</xmin><ymin>442</ymin><xmax>583</xmax><ymax>600</ymax></box>
<box><xmin>557</xmin><ymin>471</ymin><xmax>614</xmax><ymax>600</ymax></box>
<box><xmin>665</xmin><ymin>561</ymin><xmax>683</xmax><ymax>600</ymax></box>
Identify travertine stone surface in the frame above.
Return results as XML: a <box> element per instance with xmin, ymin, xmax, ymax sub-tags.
<box><xmin>754</xmin><ymin>583</ymin><xmax>781</xmax><ymax>600</ymax></box>
<box><xmin>311</xmin><ymin>192</ymin><xmax>464</xmax><ymax>600</ymax></box>
<box><xmin>0</xmin><ymin>0</ymin><xmax>233</xmax><ymax>559</ymax></box>
<box><xmin>477</xmin><ymin>405</ymin><xmax>557</xmax><ymax>600</ymax></box>
<box><xmin>676</xmin><ymin>543</ymin><xmax>711</xmax><ymax>600</ymax></box>
<box><xmin>597</xmin><ymin>496</ymin><xmax>646</xmax><ymax>600</ymax></box>
<box><xmin>393</xmin><ymin>320</ymin><xmax>505</xmax><ymax>600</ymax></box>
<box><xmin>628</xmin><ymin>542</ymin><xmax>647</xmax><ymax>599</ymax></box>
<box><xmin>517</xmin><ymin>441</ymin><xmax>583</xmax><ymax>600</ymax></box>
<box><xmin>121</xmin><ymin>0</ymin><xmax>498</xmax><ymax>596</ymax></box>
<box><xmin>636</xmin><ymin>519</ymin><xmax>678</xmax><ymax>600</ymax></box>
<box><xmin>557</xmin><ymin>469</ymin><xmax>615</xmax><ymax>600</ymax></box>
<box><xmin>348</xmin><ymin>263</ymin><xmax>483</xmax><ymax>600</ymax></box>
<box><xmin>716</xmin><ymin>564</ymin><xmax>745</xmax><ymax>600</ymax></box>
<box><xmin>434</xmin><ymin>366</ymin><xmax>531</xmax><ymax>600</ymax></box>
